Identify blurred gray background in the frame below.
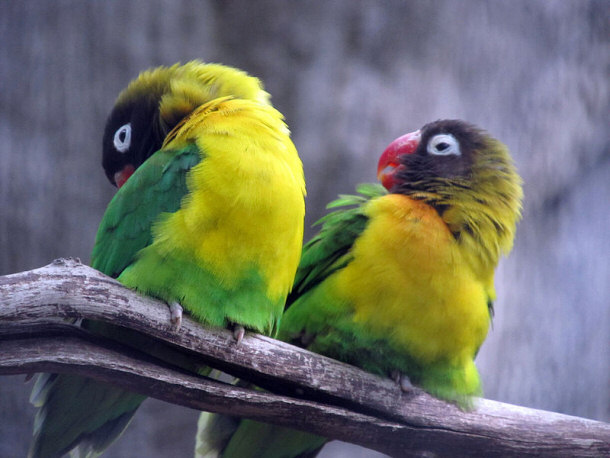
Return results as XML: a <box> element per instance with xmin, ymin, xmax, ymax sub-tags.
<box><xmin>1</xmin><ymin>1</ymin><xmax>608</xmax><ymax>457</ymax></box>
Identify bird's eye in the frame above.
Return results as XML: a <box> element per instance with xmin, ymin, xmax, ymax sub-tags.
<box><xmin>113</xmin><ymin>123</ymin><xmax>132</xmax><ymax>153</ymax></box>
<box><xmin>427</xmin><ymin>134</ymin><xmax>460</xmax><ymax>156</ymax></box>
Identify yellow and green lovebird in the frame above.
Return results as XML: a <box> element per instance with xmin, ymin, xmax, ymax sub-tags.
<box><xmin>28</xmin><ymin>62</ymin><xmax>306</xmax><ymax>458</ymax></box>
<box><xmin>196</xmin><ymin>119</ymin><xmax>523</xmax><ymax>457</ymax></box>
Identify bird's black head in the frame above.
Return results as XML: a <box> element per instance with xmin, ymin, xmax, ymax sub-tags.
<box><xmin>377</xmin><ymin>119</ymin><xmax>488</xmax><ymax>194</ymax></box>
<box><xmin>378</xmin><ymin>119</ymin><xmax>523</xmax><ymax>263</ymax></box>
<box><xmin>101</xmin><ymin>61</ymin><xmax>271</xmax><ymax>187</ymax></box>
<box><xmin>399</xmin><ymin>119</ymin><xmax>485</xmax><ymax>185</ymax></box>
<box><xmin>102</xmin><ymin>95</ymin><xmax>166</xmax><ymax>187</ymax></box>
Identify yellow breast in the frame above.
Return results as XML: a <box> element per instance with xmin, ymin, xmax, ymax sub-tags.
<box><xmin>334</xmin><ymin>194</ymin><xmax>491</xmax><ymax>366</ymax></box>
<box><xmin>156</xmin><ymin>98</ymin><xmax>306</xmax><ymax>301</ymax></box>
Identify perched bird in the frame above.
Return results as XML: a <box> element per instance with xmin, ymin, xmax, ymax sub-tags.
<box><xmin>29</xmin><ymin>61</ymin><xmax>306</xmax><ymax>458</ymax></box>
<box><xmin>196</xmin><ymin>119</ymin><xmax>522</xmax><ymax>457</ymax></box>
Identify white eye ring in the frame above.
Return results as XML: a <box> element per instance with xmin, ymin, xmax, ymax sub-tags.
<box><xmin>427</xmin><ymin>133</ymin><xmax>460</xmax><ymax>156</ymax></box>
<box><xmin>113</xmin><ymin>123</ymin><xmax>132</xmax><ymax>153</ymax></box>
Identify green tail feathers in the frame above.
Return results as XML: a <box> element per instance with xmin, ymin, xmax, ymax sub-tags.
<box><xmin>195</xmin><ymin>413</ymin><xmax>325</xmax><ymax>458</ymax></box>
<box><xmin>29</xmin><ymin>374</ymin><xmax>144</xmax><ymax>458</ymax></box>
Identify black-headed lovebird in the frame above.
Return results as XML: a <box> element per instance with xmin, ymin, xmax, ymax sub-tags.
<box><xmin>28</xmin><ymin>62</ymin><xmax>306</xmax><ymax>458</ymax></box>
<box><xmin>195</xmin><ymin>119</ymin><xmax>523</xmax><ymax>457</ymax></box>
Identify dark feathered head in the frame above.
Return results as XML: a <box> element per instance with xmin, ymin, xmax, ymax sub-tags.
<box><xmin>377</xmin><ymin>119</ymin><xmax>523</xmax><ymax>267</ymax></box>
<box><xmin>102</xmin><ymin>61</ymin><xmax>270</xmax><ymax>187</ymax></box>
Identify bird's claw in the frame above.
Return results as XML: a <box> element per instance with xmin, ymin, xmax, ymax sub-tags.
<box><xmin>391</xmin><ymin>370</ymin><xmax>413</xmax><ymax>392</ymax></box>
<box><xmin>399</xmin><ymin>373</ymin><xmax>413</xmax><ymax>392</ymax></box>
<box><xmin>233</xmin><ymin>324</ymin><xmax>245</xmax><ymax>345</ymax></box>
<box><xmin>169</xmin><ymin>302</ymin><xmax>183</xmax><ymax>329</ymax></box>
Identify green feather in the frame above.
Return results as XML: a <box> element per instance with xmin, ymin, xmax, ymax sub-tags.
<box><xmin>196</xmin><ymin>415</ymin><xmax>325</xmax><ymax>458</ymax></box>
<box><xmin>120</xmin><ymin>252</ymin><xmax>283</xmax><ymax>336</ymax></box>
<box><xmin>29</xmin><ymin>374</ymin><xmax>145</xmax><ymax>458</ymax></box>
<box><xmin>288</xmin><ymin>184</ymin><xmax>386</xmax><ymax>304</ymax></box>
<box><xmin>91</xmin><ymin>145</ymin><xmax>200</xmax><ymax>277</ymax></box>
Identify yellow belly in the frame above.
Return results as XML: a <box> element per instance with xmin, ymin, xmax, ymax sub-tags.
<box><xmin>334</xmin><ymin>194</ymin><xmax>491</xmax><ymax>366</ymax></box>
<box><xmin>155</xmin><ymin>98</ymin><xmax>306</xmax><ymax>301</ymax></box>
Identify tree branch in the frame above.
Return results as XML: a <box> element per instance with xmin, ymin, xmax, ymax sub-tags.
<box><xmin>1</xmin><ymin>259</ymin><xmax>608</xmax><ymax>457</ymax></box>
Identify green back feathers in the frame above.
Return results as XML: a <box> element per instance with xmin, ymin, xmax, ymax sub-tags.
<box><xmin>91</xmin><ymin>145</ymin><xmax>200</xmax><ymax>277</ymax></box>
<box><xmin>287</xmin><ymin>183</ymin><xmax>387</xmax><ymax>306</ymax></box>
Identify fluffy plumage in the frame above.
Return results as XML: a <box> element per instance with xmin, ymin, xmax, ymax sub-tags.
<box><xmin>197</xmin><ymin>119</ymin><xmax>522</xmax><ymax>457</ymax></box>
<box><xmin>29</xmin><ymin>61</ymin><xmax>305</xmax><ymax>458</ymax></box>
<box><xmin>102</xmin><ymin>62</ymin><xmax>270</xmax><ymax>187</ymax></box>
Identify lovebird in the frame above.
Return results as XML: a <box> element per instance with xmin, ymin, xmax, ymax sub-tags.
<box><xmin>28</xmin><ymin>61</ymin><xmax>306</xmax><ymax>458</ymax></box>
<box><xmin>195</xmin><ymin>119</ymin><xmax>523</xmax><ymax>457</ymax></box>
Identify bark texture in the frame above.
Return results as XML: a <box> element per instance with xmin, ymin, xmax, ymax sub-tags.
<box><xmin>1</xmin><ymin>260</ymin><xmax>608</xmax><ymax>457</ymax></box>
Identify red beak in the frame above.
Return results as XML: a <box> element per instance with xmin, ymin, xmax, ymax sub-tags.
<box><xmin>114</xmin><ymin>164</ymin><xmax>135</xmax><ymax>189</ymax></box>
<box><xmin>377</xmin><ymin>130</ymin><xmax>421</xmax><ymax>190</ymax></box>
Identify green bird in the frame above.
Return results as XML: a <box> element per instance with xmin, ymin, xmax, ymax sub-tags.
<box><xmin>196</xmin><ymin>119</ymin><xmax>523</xmax><ymax>457</ymax></box>
<box><xmin>28</xmin><ymin>61</ymin><xmax>306</xmax><ymax>458</ymax></box>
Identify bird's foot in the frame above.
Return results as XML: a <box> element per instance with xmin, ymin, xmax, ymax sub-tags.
<box><xmin>399</xmin><ymin>374</ymin><xmax>413</xmax><ymax>392</ymax></box>
<box><xmin>168</xmin><ymin>302</ymin><xmax>183</xmax><ymax>329</ymax></box>
<box><xmin>391</xmin><ymin>371</ymin><xmax>413</xmax><ymax>392</ymax></box>
<box><xmin>232</xmin><ymin>324</ymin><xmax>245</xmax><ymax>345</ymax></box>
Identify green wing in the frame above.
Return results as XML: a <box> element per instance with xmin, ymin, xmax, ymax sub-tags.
<box><xmin>91</xmin><ymin>144</ymin><xmax>201</xmax><ymax>277</ymax></box>
<box><xmin>287</xmin><ymin>183</ymin><xmax>387</xmax><ymax>307</ymax></box>
<box><xmin>29</xmin><ymin>145</ymin><xmax>202</xmax><ymax>458</ymax></box>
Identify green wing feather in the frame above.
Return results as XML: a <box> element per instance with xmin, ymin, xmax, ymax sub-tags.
<box><xmin>287</xmin><ymin>183</ymin><xmax>386</xmax><ymax>307</ymax></box>
<box><xmin>29</xmin><ymin>145</ymin><xmax>202</xmax><ymax>458</ymax></box>
<box><xmin>91</xmin><ymin>145</ymin><xmax>201</xmax><ymax>276</ymax></box>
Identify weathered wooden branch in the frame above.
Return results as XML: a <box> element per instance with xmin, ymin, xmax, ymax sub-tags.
<box><xmin>1</xmin><ymin>259</ymin><xmax>608</xmax><ymax>457</ymax></box>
